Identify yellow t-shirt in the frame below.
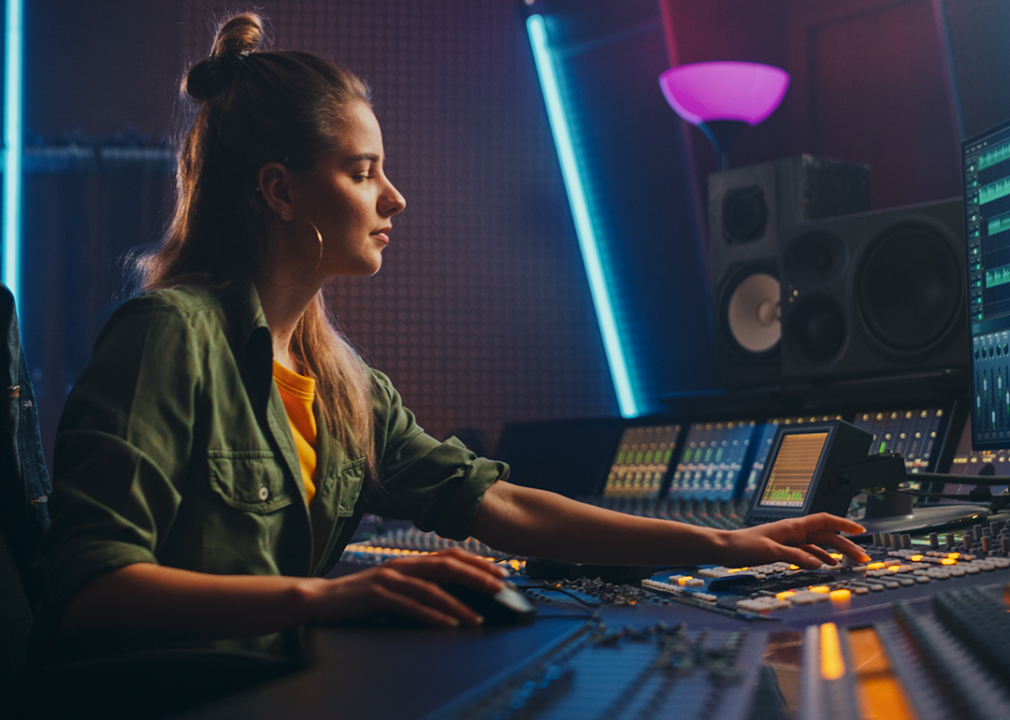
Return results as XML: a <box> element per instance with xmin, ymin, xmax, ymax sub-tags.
<box><xmin>272</xmin><ymin>359</ymin><xmax>318</xmax><ymax>505</ymax></box>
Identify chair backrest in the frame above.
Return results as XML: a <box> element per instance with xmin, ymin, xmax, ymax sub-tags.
<box><xmin>0</xmin><ymin>284</ymin><xmax>52</xmax><ymax>602</ymax></box>
<box><xmin>0</xmin><ymin>285</ymin><xmax>50</xmax><ymax>715</ymax></box>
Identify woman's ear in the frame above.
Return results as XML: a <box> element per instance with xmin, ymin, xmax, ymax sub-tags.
<box><xmin>257</xmin><ymin>162</ymin><xmax>293</xmax><ymax>221</ymax></box>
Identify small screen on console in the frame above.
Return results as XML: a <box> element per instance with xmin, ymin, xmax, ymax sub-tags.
<box><xmin>757</xmin><ymin>431</ymin><xmax>828</xmax><ymax>508</ymax></box>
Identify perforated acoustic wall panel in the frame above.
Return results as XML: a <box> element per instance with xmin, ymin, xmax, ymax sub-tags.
<box><xmin>181</xmin><ymin>0</ymin><xmax>617</xmax><ymax>446</ymax></box>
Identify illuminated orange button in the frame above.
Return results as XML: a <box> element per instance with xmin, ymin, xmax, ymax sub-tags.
<box><xmin>678</xmin><ymin>576</ymin><xmax>694</xmax><ymax>586</ymax></box>
<box><xmin>867</xmin><ymin>562</ymin><xmax>886</xmax><ymax>570</ymax></box>
<box><xmin>910</xmin><ymin>555</ymin><xmax>923</xmax><ymax>562</ymax></box>
<box><xmin>789</xmin><ymin>564</ymin><xmax>800</xmax><ymax>570</ymax></box>
<box><xmin>829</xmin><ymin>589</ymin><xmax>851</xmax><ymax>601</ymax></box>
<box><xmin>947</xmin><ymin>552</ymin><xmax>960</xmax><ymax>559</ymax></box>
<box><xmin>888</xmin><ymin>566</ymin><xmax>902</xmax><ymax>572</ymax></box>
<box><xmin>941</xmin><ymin>558</ymin><xmax>956</xmax><ymax>566</ymax></box>
<box><xmin>776</xmin><ymin>591</ymin><xmax>796</xmax><ymax>601</ymax></box>
<box><xmin>820</xmin><ymin>623</ymin><xmax>846</xmax><ymax>680</ymax></box>
<box><xmin>829</xmin><ymin>553</ymin><xmax>843</xmax><ymax>560</ymax></box>
<box><xmin>810</xmin><ymin>585</ymin><xmax>831</xmax><ymax>594</ymax></box>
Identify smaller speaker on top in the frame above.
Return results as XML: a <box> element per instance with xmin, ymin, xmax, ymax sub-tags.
<box><xmin>778</xmin><ymin>198</ymin><xmax>966</xmax><ymax>381</ymax></box>
<box><xmin>710</xmin><ymin>156</ymin><xmax>871</xmax><ymax>389</ymax></box>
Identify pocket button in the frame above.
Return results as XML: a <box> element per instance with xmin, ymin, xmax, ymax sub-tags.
<box><xmin>258</xmin><ymin>486</ymin><xmax>270</xmax><ymax>501</ymax></box>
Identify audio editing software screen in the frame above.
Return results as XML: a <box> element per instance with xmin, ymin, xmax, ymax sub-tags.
<box><xmin>757</xmin><ymin>431</ymin><xmax>829</xmax><ymax>509</ymax></box>
<box><xmin>965</xmin><ymin>119</ymin><xmax>1010</xmax><ymax>448</ymax></box>
<box><xmin>742</xmin><ymin>416</ymin><xmax>840</xmax><ymax>500</ymax></box>
<box><xmin>601</xmin><ymin>424</ymin><xmax>681</xmax><ymax>499</ymax></box>
<box><xmin>850</xmin><ymin>409</ymin><xmax>944</xmax><ymax>473</ymax></box>
<box><xmin>669</xmin><ymin>421</ymin><xmax>755</xmax><ymax>501</ymax></box>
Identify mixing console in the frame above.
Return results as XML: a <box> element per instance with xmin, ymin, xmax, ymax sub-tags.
<box><xmin>411</xmin><ymin>515</ymin><xmax>1010</xmax><ymax>720</ymax></box>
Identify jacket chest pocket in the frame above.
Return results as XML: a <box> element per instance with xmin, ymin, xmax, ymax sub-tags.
<box><xmin>208</xmin><ymin>451</ymin><xmax>294</xmax><ymax>513</ymax></box>
<box><xmin>336</xmin><ymin>458</ymin><xmax>365</xmax><ymax>517</ymax></box>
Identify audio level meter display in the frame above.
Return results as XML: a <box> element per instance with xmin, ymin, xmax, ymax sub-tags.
<box><xmin>758</xmin><ymin>432</ymin><xmax>828</xmax><ymax>508</ymax></box>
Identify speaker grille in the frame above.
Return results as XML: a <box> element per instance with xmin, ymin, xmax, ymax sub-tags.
<box><xmin>854</xmin><ymin>222</ymin><xmax>962</xmax><ymax>354</ymax></box>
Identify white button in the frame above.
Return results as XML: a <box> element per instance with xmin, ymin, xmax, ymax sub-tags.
<box><xmin>259</xmin><ymin>486</ymin><xmax>269</xmax><ymax>501</ymax></box>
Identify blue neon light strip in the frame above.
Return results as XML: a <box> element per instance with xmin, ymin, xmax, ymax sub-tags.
<box><xmin>526</xmin><ymin>14</ymin><xmax>638</xmax><ymax>417</ymax></box>
<box><xmin>3</xmin><ymin>0</ymin><xmax>23</xmax><ymax>306</ymax></box>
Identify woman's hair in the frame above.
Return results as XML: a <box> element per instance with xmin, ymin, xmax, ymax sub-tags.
<box><xmin>138</xmin><ymin>12</ymin><xmax>378</xmax><ymax>478</ymax></box>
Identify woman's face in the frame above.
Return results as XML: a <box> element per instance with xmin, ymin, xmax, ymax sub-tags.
<box><xmin>289</xmin><ymin>100</ymin><xmax>406</xmax><ymax>278</ymax></box>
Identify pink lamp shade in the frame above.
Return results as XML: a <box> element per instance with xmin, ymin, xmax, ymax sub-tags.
<box><xmin>659</xmin><ymin>61</ymin><xmax>790</xmax><ymax>126</ymax></box>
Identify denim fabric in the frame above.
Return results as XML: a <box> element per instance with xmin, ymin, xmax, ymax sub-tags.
<box><xmin>0</xmin><ymin>284</ymin><xmax>52</xmax><ymax>604</ymax></box>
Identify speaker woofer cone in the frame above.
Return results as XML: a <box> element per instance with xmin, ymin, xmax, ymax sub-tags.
<box><xmin>725</xmin><ymin>272</ymin><xmax>781</xmax><ymax>353</ymax></box>
<box><xmin>781</xmin><ymin>230</ymin><xmax>848</xmax><ymax>290</ymax></box>
<box><xmin>853</xmin><ymin>223</ymin><xmax>961</xmax><ymax>354</ymax></box>
<box><xmin>784</xmin><ymin>294</ymin><xmax>847</xmax><ymax>365</ymax></box>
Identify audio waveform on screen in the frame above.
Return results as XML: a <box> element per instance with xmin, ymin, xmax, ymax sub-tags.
<box><xmin>979</xmin><ymin>140</ymin><xmax>1010</xmax><ymax>170</ymax></box>
<box><xmin>988</xmin><ymin>212</ymin><xmax>1010</xmax><ymax>236</ymax></box>
<box><xmin>986</xmin><ymin>264</ymin><xmax>1010</xmax><ymax>289</ymax></box>
<box><xmin>979</xmin><ymin>176</ymin><xmax>1010</xmax><ymax>205</ymax></box>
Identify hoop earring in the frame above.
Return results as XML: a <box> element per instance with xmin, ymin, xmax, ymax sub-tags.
<box><xmin>267</xmin><ymin>216</ymin><xmax>324</xmax><ymax>289</ymax></box>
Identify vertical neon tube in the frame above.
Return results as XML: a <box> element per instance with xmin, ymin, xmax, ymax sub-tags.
<box><xmin>526</xmin><ymin>14</ymin><xmax>638</xmax><ymax>418</ymax></box>
<box><xmin>3</xmin><ymin>0</ymin><xmax>23</xmax><ymax>306</ymax></box>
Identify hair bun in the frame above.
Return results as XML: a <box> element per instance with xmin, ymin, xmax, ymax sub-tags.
<box><xmin>211</xmin><ymin>13</ymin><xmax>264</xmax><ymax>59</ymax></box>
<box><xmin>184</xmin><ymin>12</ymin><xmax>265</xmax><ymax>103</ymax></box>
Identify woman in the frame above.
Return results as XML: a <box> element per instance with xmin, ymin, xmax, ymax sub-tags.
<box><xmin>32</xmin><ymin>12</ymin><xmax>867</xmax><ymax>663</ymax></box>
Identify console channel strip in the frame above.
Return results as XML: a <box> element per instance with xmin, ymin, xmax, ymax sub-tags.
<box><xmin>601</xmin><ymin>424</ymin><xmax>682</xmax><ymax>499</ymax></box>
<box><xmin>669</xmin><ymin>421</ymin><xmax>755</xmax><ymax>502</ymax></box>
<box><xmin>851</xmin><ymin>409</ymin><xmax>945</xmax><ymax>473</ymax></box>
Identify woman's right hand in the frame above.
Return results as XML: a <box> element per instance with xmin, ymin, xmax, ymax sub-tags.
<box><xmin>302</xmin><ymin>548</ymin><xmax>508</xmax><ymax>627</ymax></box>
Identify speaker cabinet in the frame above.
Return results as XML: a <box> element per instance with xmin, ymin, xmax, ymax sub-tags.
<box><xmin>710</xmin><ymin>156</ymin><xmax>871</xmax><ymax>388</ymax></box>
<box><xmin>778</xmin><ymin>198</ymin><xmax>967</xmax><ymax>382</ymax></box>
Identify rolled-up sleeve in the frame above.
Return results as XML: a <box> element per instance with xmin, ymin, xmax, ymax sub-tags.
<box><xmin>33</xmin><ymin>297</ymin><xmax>197</xmax><ymax>633</ymax></box>
<box><xmin>367</xmin><ymin>371</ymin><xmax>507</xmax><ymax>540</ymax></box>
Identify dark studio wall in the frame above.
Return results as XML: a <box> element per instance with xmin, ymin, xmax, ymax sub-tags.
<box><xmin>21</xmin><ymin>0</ymin><xmax>629</xmax><ymax>469</ymax></box>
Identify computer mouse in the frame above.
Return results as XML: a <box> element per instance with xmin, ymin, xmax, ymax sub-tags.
<box><xmin>441</xmin><ymin>582</ymin><xmax>536</xmax><ymax>626</ymax></box>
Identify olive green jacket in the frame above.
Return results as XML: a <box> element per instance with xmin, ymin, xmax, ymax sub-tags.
<box><xmin>31</xmin><ymin>280</ymin><xmax>505</xmax><ymax>661</ymax></box>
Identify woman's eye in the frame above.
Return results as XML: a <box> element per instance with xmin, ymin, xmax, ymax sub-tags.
<box><xmin>353</xmin><ymin>171</ymin><xmax>375</xmax><ymax>182</ymax></box>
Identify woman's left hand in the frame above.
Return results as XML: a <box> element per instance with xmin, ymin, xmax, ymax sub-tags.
<box><xmin>716</xmin><ymin>513</ymin><xmax>870</xmax><ymax>570</ymax></box>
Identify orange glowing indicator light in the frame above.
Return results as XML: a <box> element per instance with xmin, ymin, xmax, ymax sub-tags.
<box><xmin>820</xmin><ymin>623</ymin><xmax>846</xmax><ymax>680</ymax></box>
<box><xmin>941</xmin><ymin>558</ymin><xmax>956</xmax><ymax>566</ymax></box>
<box><xmin>678</xmin><ymin>576</ymin><xmax>693</xmax><ymax>586</ymax></box>
<box><xmin>776</xmin><ymin>591</ymin><xmax>796</xmax><ymax>601</ymax></box>
<box><xmin>947</xmin><ymin>552</ymin><xmax>960</xmax><ymax>559</ymax></box>
<box><xmin>829</xmin><ymin>553</ymin><xmax>843</xmax><ymax>560</ymax></box>
<box><xmin>810</xmin><ymin>585</ymin><xmax>831</xmax><ymax>594</ymax></box>
<box><xmin>910</xmin><ymin>554</ymin><xmax>923</xmax><ymax>561</ymax></box>
<box><xmin>888</xmin><ymin>566</ymin><xmax>902</xmax><ymax>572</ymax></box>
<box><xmin>789</xmin><ymin>564</ymin><xmax>800</xmax><ymax>570</ymax></box>
<box><xmin>867</xmin><ymin>562</ymin><xmax>886</xmax><ymax>570</ymax></box>
<box><xmin>829</xmin><ymin>589</ymin><xmax>851</xmax><ymax>602</ymax></box>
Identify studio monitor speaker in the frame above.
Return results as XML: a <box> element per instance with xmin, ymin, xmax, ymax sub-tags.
<box><xmin>778</xmin><ymin>198</ymin><xmax>967</xmax><ymax>381</ymax></box>
<box><xmin>710</xmin><ymin>156</ymin><xmax>871</xmax><ymax>388</ymax></box>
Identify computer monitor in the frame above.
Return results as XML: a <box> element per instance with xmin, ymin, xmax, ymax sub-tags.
<box><xmin>964</xmin><ymin>119</ymin><xmax>1010</xmax><ymax>449</ymax></box>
